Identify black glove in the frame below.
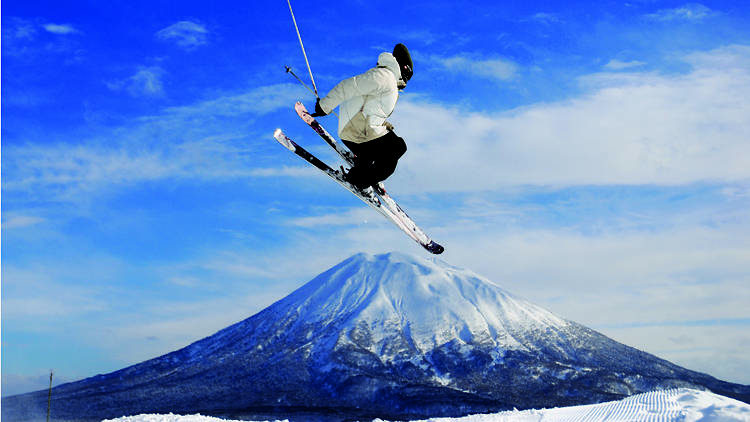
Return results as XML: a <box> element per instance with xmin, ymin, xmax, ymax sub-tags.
<box><xmin>310</xmin><ymin>98</ymin><xmax>328</xmax><ymax>117</ymax></box>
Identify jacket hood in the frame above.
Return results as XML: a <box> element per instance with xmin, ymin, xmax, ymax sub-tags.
<box><xmin>377</xmin><ymin>52</ymin><xmax>402</xmax><ymax>81</ymax></box>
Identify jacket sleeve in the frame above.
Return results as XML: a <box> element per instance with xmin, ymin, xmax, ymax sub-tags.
<box><xmin>318</xmin><ymin>68</ymin><xmax>390</xmax><ymax>114</ymax></box>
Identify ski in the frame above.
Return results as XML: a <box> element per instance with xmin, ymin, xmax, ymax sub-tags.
<box><xmin>292</xmin><ymin>102</ymin><xmax>444</xmax><ymax>254</ymax></box>
<box><xmin>294</xmin><ymin>102</ymin><xmax>355</xmax><ymax>165</ymax></box>
<box><xmin>273</xmin><ymin>128</ymin><xmax>443</xmax><ymax>254</ymax></box>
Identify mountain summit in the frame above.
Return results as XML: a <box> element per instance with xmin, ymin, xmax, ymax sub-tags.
<box><xmin>4</xmin><ymin>252</ymin><xmax>749</xmax><ymax>421</ymax></box>
<box><xmin>266</xmin><ymin>251</ymin><xmax>572</xmax><ymax>360</ymax></box>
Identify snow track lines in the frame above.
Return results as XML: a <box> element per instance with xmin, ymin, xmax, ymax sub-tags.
<box><xmin>545</xmin><ymin>389</ymin><xmax>683</xmax><ymax>422</ymax></box>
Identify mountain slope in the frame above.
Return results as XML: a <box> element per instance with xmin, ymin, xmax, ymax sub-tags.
<box><xmin>4</xmin><ymin>252</ymin><xmax>749</xmax><ymax>421</ymax></box>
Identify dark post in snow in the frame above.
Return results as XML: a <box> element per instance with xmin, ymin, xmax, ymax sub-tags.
<box><xmin>47</xmin><ymin>371</ymin><xmax>53</xmax><ymax>422</ymax></box>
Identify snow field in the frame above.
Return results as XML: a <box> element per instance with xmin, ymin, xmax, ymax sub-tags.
<box><xmin>102</xmin><ymin>414</ymin><xmax>287</xmax><ymax>422</ymax></box>
<box><xmin>102</xmin><ymin>388</ymin><xmax>750</xmax><ymax>422</ymax></box>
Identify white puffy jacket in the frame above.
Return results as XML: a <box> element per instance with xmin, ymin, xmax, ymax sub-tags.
<box><xmin>318</xmin><ymin>52</ymin><xmax>401</xmax><ymax>143</ymax></box>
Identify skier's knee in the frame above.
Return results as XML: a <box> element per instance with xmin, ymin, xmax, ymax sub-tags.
<box><xmin>393</xmin><ymin>135</ymin><xmax>407</xmax><ymax>159</ymax></box>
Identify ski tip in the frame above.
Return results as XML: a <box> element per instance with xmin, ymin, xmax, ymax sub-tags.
<box><xmin>295</xmin><ymin>101</ymin><xmax>315</xmax><ymax>123</ymax></box>
<box><xmin>424</xmin><ymin>241</ymin><xmax>445</xmax><ymax>255</ymax></box>
<box><xmin>273</xmin><ymin>128</ymin><xmax>295</xmax><ymax>151</ymax></box>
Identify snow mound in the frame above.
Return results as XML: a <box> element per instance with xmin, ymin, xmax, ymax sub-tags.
<box><xmin>102</xmin><ymin>388</ymin><xmax>750</xmax><ymax>422</ymax></box>
<box><xmin>405</xmin><ymin>388</ymin><xmax>750</xmax><ymax>422</ymax></box>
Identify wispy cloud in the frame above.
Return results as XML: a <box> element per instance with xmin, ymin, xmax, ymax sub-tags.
<box><xmin>2</xmin><ymin>215</ymin><xmax>45</xmax><ymax>229</ymax></box>
<box><xmin>2</xmin><ymin>17</ymin><xmax>37</xmax><ymax>41</ymax></box>
<box><xmin>161</xmin><ymin>83</ymin><xmax>304</xmax><ymax>117</ymax></box>
<box><xmin>604</xmin><ymin>59</ymin><xmax>646</xmax><ymax>70</ymax></box>
<box><xmin>155</xmin><ymin>21</ymin><xmax>209</xmax><ymax>50</ymax></box>
<box><xmin>108</xmin><ymin>66</ymin><xmax>166</xmax><ymax>97</ymax></box>
<box><xmin>3</xmin><ymin>83</ymin><xmax>306</xmax><ymax>204</ymax></box>
<box><xmin>646</xmin><ymin>3</ymin><xmax>716</xmax><ymax>21</ymax></box>
<box><xmin>130</xmin><ymin>67</ymin><xmax>165</xmax><ymax>96</ymax></box>
<box><xmin>2</xmin><ymin>135</ymin><xmax>252</xmax><ymax>203</ymax></box>
<box><xmin>528</xmin><ymin>12</ymin><xmax>561</xmax><ymax>25</ymax></box>
<box><xmin>2</xmin><ymin>18</ymin><xmax>80</xmax><ymax>57</ymax></box>
<box><xmin>433</xmin><ymin>55</ymin><xmax>519</xmax><ymax>82</ymax></box>
<box><xmin>43</xmin><ymin>23</ymin><xmax>79</xmax><ymax>35</ymax></box>
<box><xmin>289</xmin><ymin>207</ymin><xmax>381</xmax><ymax>228</ymax></box>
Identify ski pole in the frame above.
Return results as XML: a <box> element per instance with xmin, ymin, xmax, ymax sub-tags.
<box><xmin>286</xmin><ymin>0</ymin><xmax>318</xmax><ymax>97</ymax></box>
<box><xmin>285</xmin><ymin>65</ymin><xmax>317</xmax><ymax>98</ymax></box>
<box><xmin>285</xmin><ymin>65</ymin><xmax>339</xmax><ymax>118</ymax></box>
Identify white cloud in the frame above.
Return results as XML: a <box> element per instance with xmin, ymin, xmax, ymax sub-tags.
<box><xmin>434</xmin><ymin>55</ymin><xmax>519</xmax><ymax>82</ymax></box>
<box><xmin>604</xmin><ymin>59</ymin><xmax>646</xmax><ymax>70</ymax></box>
<box><xmin>43</xmin><ymin>23</ymin><xmax>79</xmax><ymax>35</ymax></box>
<box><xmin>646</xmin><ymin>3</ymin><xmax>715</xmax><ymax>21</ymax></box>
<box><xmin>155</xmin><ymin>21</ymin><xmax>209</xmax><ymax>50</ymax></box>
<box><xmin>392</xmin><ymin>45</ymin><xmax>750</xmax><ymax>193</ymax></box>
<box><xmin>2</xmin><ymin>215</ymin><xmax>45</xmax><ymax>229</ymax></box>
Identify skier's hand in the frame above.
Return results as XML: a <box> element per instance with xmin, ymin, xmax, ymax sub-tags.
<box><xmin>310</xmin><ymin>99</ymin><xmax>328</xmax><ymax>117</ymax></box>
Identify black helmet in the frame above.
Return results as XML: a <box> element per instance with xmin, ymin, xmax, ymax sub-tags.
<box><xmin>392</xmin><ymin>43</ymin><xmax>413</xmax><ymax>83</ymax></box>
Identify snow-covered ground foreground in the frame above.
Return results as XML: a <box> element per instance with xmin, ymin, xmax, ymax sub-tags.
<box><xmin>102</xmin><ymin>388</ymin><xmax>750</xmax><ymax>422</ymax></box>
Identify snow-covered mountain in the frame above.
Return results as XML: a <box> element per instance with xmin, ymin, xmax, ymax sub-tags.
<box><xmin>3</xmin><ymin>252</ymin><xmax>749</xmax><ymax>422</ymax></box>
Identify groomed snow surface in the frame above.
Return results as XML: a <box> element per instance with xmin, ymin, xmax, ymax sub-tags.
<box><xmin>103</xmin><ymin>388</ymin><xmax>750</xmax><ymax>422</ymax></box>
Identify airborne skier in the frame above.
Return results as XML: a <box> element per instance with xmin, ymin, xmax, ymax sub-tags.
<box><xmin>274</xmin><ymin>38</ymin><xmax>442</xmax><ymax>253</ymax></box>
<box><xmin>310</xmin><ymin>43</ymin><xmax>414</xmax><ymax>192</ymax></box>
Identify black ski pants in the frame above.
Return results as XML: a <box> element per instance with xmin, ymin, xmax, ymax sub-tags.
<box><xmin>343</xmin><ymin>131</ymin><xmax>407</xmax><ymax>190</ymax></box>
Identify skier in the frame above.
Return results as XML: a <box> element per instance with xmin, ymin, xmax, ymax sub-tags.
<box><xmin>310</xmin><ymin>43</ymin><xmax>414</xmax><ymax>192</ymax></box>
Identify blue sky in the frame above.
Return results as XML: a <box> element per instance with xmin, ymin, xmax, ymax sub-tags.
<box><xmin>3</xmin><ymin>0</ymin><xmax>750</xmax><ymax>396</ymax></box>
